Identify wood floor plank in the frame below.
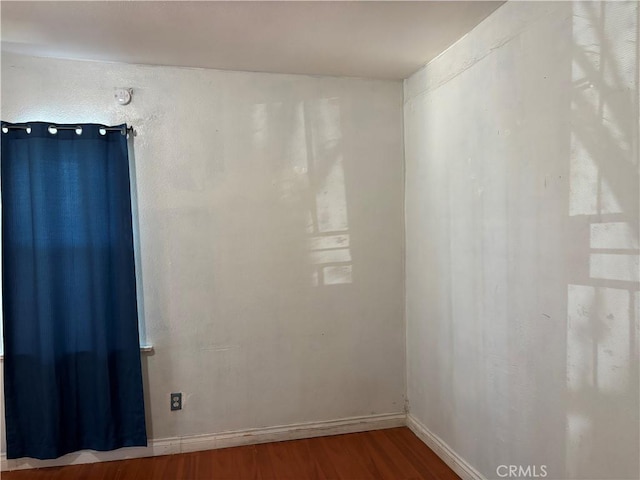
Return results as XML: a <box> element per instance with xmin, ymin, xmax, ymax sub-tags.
<box><xmin>319</xmin><ymin>432</ymin><xmax>373</xmax><ymax>479</ymax></box>
<box><xmin>337</xmin><ymin>432</ymin><xmax>387</xmax><ymax>479</ymax></box>
<box><xmin>304</xmin><ymin>436</ymin><xmax>341</xmax><ymax>480</ymax></box>
<box><xmin>362</xmin><ymin>429</ymin><xmax>424</xmax><ymax>480</ymax></box>
<box><xmin>228</xmin><ymin>445</ymin><xmax>260</xmax><ymax>480</ymax></box>
<box><xmin>2</xmin><ymin>427</ymin><xmax>460</xmax><ymax>480</ymax></box>
<box><xmin>384</xmin><ymin>428</ymin><xmax>457</xmax><ymax>480</ymax></box>
<box><xmin>265</xmin><ymin>438</ymin><xmax>317</xmax><ymax>479</ymax></box>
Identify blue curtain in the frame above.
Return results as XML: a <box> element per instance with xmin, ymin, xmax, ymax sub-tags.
<box><xmin>1</xmin><ymin>122</ymin><xmax>147</xmax><ymax>459</ymax></box>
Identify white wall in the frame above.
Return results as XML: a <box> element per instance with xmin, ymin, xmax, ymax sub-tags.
<box><xmin>1</xmin><ymin>53</ymin><xmax>406</xmax><ymax>453</ymax></box>
<box><xmin>405</xmin><ymin>2</ymin><xmax>639</xmax><ymax>479</ymax></box>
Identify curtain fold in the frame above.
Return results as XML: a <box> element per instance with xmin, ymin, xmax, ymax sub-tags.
<box><xmin>1</xmin><ymin>122</ymin><xmax>147</xmax><ymax>460</ymax></box>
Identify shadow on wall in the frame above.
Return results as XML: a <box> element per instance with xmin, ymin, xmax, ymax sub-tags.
<box><xmin>161</xmin><ymin>94</ymin><xmax>354</xmax><ymax>294</ymax></box>
<box><xmin>249</xmin><ymin>97</ymin><xmax>354</xmax><ymax>288</ymax></box>
<box><xmin>566</xmin><ymin>2</ymin><xmax>639</xmax><ymax>478</ymax></box>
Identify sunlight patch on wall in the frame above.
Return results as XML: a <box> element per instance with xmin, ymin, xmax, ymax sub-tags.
<box><xmin>309</xmin><ymin>246</ymin><xmax>352</xmax><ymax>264</ymax></box>
<box><xmin>569</xmin><ymin>1</ymin><xmax>638</xmax><ymax>217</ymax></box>
<box><xmin>303</xmin><ymin>98</ymin><xmax>352</xmax><ymax>286</ymax></box>
<box><xmin>323</xmin><ymin>266</ymin><xmax>353</xmax><ymax>285</ymax></box>
<box><xmin>565</xmin><ymin>412</ymin><xmax>592</xmax><ymax>479</ymax></box>
<box><xmin>567</xmin><ymin>6</ymin><xmax>639</xmax><ymax>474</ymax></box>
<box><xmin>567</xmin><ymin>285</ymin><xmax>630</xmax><ymax>394</ymax></box>
<box><xmin>591</xmin><ymin>222</ymin><xmax>639</xmax><ymax>250</ymax></box>
<box><xmin>278</xmin><ymin>101</ymin><xmax>311</xmax><ymax>205</ymax></box>
<box><xmin>569</xmin><ymin>132</ymin><xmax>626</xmax><ymax>217</ymax></box>
<box><xmin>252</xmin><ymin>103</ymin><xmax>269</xmax><ymax>148</ymax></box>
<box><xmin>315</xmin><ymin>154</ymin><xmax>349</xmax><ymax>233</ymax></box>
<box><xmin>308</xmin><ymin>234</ymin><xmax>352</xmax><ymax>286</ymax></box>
<box><xmin>589</xmin><ymin>254</ymin><xmax>640</xmax><ymax>283</ymax></box>
<box><xmin>249</xmin><ymin>96</ymin><xmax>352</xmax><ymax>287</ymax></box>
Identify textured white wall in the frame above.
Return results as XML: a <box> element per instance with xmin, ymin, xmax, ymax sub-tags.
<box><xmin>1</xmin><ymin>53</ymin><xmax>406</xmax><ymax>452</ymax></box>
<box><xmin>405</xmin><ymin>2</ymin><xmax>639</xmax><ymax>479</ymax></box>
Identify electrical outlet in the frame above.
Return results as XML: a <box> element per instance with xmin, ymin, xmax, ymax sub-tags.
<box><xmin>170</xmin><ymin>392</ymin><xmax>182</xmax><ymax>411</ymax></box>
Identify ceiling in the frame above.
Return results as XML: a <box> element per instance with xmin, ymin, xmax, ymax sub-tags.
<box><xmin>1</xmin><ymin>1</ymin><xmax>503</xmax><ymax>80</ymax></box>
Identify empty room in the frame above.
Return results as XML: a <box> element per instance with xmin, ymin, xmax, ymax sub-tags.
<box><xmin>0</xmin><ymin>1</ymin><xmax>638</xmax><ymax>479</ymax></box>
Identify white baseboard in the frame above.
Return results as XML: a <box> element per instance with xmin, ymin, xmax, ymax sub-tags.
<box><xmin>1</xmin><ymin>412</ymin><xmax>406</xmax><ymax>471</ymax></box>
<box><xmin>407</xmin><ymin>414</ymin><xmax>486</xmax><ymax>480</ymax></box>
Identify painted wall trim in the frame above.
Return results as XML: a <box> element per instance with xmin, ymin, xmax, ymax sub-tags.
<box><xmin>406</xmin><ymin>414</ymin><xmax>486</xmax><ymax>480</ymax></box>
<box><xmin>1</xmin><ymin>412</ymin><xmax>406</xmax><ymax>471</ymax></box>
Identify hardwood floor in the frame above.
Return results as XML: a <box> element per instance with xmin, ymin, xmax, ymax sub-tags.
<box><xmin>2</xmin><ymin>427</ymin><xmax>460</xmax><ymax>479</ymax></box>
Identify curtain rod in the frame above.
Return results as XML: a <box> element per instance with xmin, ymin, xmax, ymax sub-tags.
<box><xmin>2</xmin><ymin>123</ymin><xmax>133</xmax><ymax>136</ymax></box>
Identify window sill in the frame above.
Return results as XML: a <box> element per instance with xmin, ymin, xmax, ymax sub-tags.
<box><xmin>0</xmin><ymin>345</ymin><xmax>154</xmax><ymax>361</ymax></box>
